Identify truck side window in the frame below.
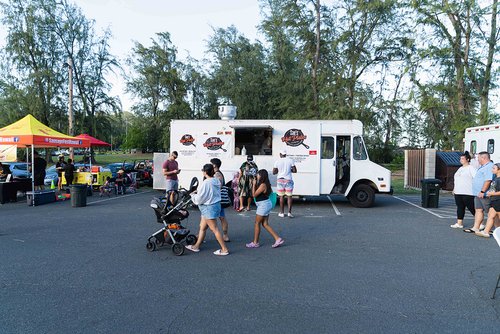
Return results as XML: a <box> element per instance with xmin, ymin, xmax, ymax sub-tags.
<box><xmin>488</xmin><ymin>139</ymin><xmax>494</xmax><ymax>154</ymax></box>
<box><xmin>321</xmin><ymin>137</ymin><xmax>335</xmax><ymax>159</ymax></box>
<box><xmin>470</xmin><ymin>141</ymin><xmax>476</xmax><ymax>154</ymax></box>
<box><xmin>353</xmin><ymin>136</ymin><xmax>367</xmax><ymax>160</ymax></box>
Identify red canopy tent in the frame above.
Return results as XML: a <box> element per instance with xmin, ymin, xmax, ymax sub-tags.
<box><xmin>75</xmin><ymin>134</ymin><xmax>111</xmax><ymax>147</ymax></box>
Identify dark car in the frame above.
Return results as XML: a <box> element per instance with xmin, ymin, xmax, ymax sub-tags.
<box><xmin>104</xmin><ymin>161</ymin><xmax>153</xmax><ymax>186</ymax></box>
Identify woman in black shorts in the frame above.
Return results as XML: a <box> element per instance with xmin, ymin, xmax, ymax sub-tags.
<box><xmin>477</xmin><ymin>163</ymin><xmax>500</xmax><ymax>237</ymax></box>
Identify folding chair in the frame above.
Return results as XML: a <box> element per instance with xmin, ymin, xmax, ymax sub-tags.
<box><xmin>491</xmin><ymin>228</ymin><xmax>500</xmax><ymax>299</ymax></box>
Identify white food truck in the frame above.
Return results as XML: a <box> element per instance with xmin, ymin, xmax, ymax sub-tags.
<box><xmin>464</xmin><ymin>123</ymin><xmax>500</xmax><ymax>162</ymax></box>
<box><xmin>156</xmin><ymin>106</ymin><xmax>392</xmax><ymax>207</ymax></box>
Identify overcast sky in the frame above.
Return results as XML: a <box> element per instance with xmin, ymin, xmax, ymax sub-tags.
<box><xmin>77</xmin><ymin>0</ymin><xmax>262</xmax><ymax>110</ymax></box>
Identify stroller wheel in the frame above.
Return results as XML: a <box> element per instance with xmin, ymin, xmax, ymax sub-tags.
<box><xmin>146</xmin><ymin>241</ymin><xmax>156</xmax><ymax>252</ymax></box>
<box><xmin>172</xmin><ymin>243</ymin><xmax>184</xmax><ymax>256</ymax></box>
<box><xmin>186</xmin><ymin>234</ymin><xmax>198</xmax><ymax>245</ymax></box>
<box><xmin>155</xmin><ymin>238</ymin><xmax>163</xmax><ymax>246</ymax></box>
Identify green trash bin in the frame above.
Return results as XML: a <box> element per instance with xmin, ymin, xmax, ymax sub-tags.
<box><xmin>421</xmin><ymin>179</ymin><xmax>442</xmax><ymax>208</ymax></box>
<box><xmin>70</xmin><ymin>184</ymin><xmax>87</xmax><ymax>207</ymax></box>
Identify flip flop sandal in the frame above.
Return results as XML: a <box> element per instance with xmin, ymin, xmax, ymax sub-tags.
<box><xmin>463</xmin><ymin>228</ymin><xmax>477</xmax><ymax>233</ymax></box>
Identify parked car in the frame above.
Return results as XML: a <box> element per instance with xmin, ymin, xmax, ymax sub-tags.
<box><xmin>1</xmin><ymin>162</ymin><xmax>31</xmax><ymax>179</ymax></box>
<box><xmin>105</xmin><ymin>162</ymin><xmax>135</xmax><ymax>178</ymax></box>
<box><xmin>104</xmin><ymin>161</ymin><xmax>153</xmax><ymax>186</ymax></box>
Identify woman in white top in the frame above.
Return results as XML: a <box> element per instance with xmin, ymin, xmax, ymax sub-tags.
<box><xmin>186</xmin><ymin>164</ymin><xmax>229</xmax><ymax>256</ymax></box>
<box><xmin>451</xmin><ymin>152</ymin><xmax>477</xmax><ymax>229</ymax></box>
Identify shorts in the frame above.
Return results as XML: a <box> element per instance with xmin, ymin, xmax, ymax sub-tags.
<box><xmin>165</xmin><ymin>179</ymin><xmax>179</xmax><ymax>193</ymax></box>
<box><xmin>491</xmin><ymin>199</ymin><xmax>500</xmax><ymax>212</ymax></box>
<box><xmin>219</xmin><ymin>206</ymin><xmax>225</xmax><ymax>218</ymax></box>
<box><xmin>256</xmin><ymin>198</ymin><xmax>272</xmax><ymax>216</ymax></box>
<box><xmin>475</xmin><ymin>196</ymin><xmax>491</xmax><ymax>211</ymax></box>
<box><xmin>199</xmin><ymin>202</ymin><xmax>221</xmax><ymax>220</ymax></box>
<box><xmin>276</xmin><ymin>178</ymin><xmax>294</xmax><ymax>197</ymax></box>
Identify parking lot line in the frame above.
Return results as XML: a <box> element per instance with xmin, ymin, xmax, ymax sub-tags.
<box><xmin>394</xmin><ymin>196</ymin><xmax>446</xmax><ymax>218</ymax></box>
<box><xmin>327</xmin><ymin>195</ymin><xmax>341</xmax><ymax>216</ymax></box>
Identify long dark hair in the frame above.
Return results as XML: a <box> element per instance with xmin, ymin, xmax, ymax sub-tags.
<box><xmin>461</xmin><ymin>151</ymin><xmax>471</xmax><ymax>162</ymax></box>
<box><xmin>202</xmin><ymin>163</ymin><xmax>215</xmax><ymax>177</ymax></box>
<box><xmin>256</xmin><ymin>169</ymin><xmax>272</xmax><ymax>195</ymax></box>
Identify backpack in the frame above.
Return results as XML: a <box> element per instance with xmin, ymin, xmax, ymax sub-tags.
<box><xmin>221</xmin><ymin>180</ymin><xmax>234</xmax><ymax>208</ymax></box>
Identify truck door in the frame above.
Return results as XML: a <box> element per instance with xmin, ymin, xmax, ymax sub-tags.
<box><xmin>320</xmin><ymin>136</ymin><xmax>336</xmax><ymax>194</ymax></box>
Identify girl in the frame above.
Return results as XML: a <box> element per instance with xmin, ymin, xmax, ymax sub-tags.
<box><xmin>246</xmin><ymin>169</ymin><xmax>284</xmax><ymax>248</ymax></box>
<box><xmin>185</xmin><ymin>164</ymin><xmax>229</xmax><ymax>255</ymax></box>
<box><xmin>476</xmin><ymin>163</ymin><xmax>500</xmax><ymax>237</ymax></box>
<box><xmin>450</xmin><ymin>151</ymin><xmax>476</xmax><ymax>229</ymax></box>
<box><xmin>231</xmin><ymin>171</ymin><xmax>240</xmax><ymax>210</ymax></box>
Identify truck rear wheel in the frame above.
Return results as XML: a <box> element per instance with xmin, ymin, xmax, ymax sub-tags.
<box><xmin>348</xmin><ymin>184</ymin><xmax>375</xmax><ymax>208</ymax></box>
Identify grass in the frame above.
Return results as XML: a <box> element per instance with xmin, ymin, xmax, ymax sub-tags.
<box><xmin>92</xmin><ymin>153</ymin><xmax>153</xmax><ymax>165</ymax></box>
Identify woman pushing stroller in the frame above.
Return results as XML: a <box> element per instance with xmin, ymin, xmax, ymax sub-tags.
<box><xmin>185</xmin><ymin>164</ymin><xmax>229</xmax><ymax>256</ymax></box>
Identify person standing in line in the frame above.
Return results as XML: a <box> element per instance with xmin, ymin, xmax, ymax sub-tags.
<box><xmin>475</xmin><ymin>163</ymin><xmax>500</xmax><ymax>237</ymax></box>
<box><xmin>64</xmin><ymin>158</ymin><xmax>75</xmax><ymax>188</ymax></box>
<box><xmin>450</xmin><ymin>151</ymin><xmax>476</xmax><ymax>229</ymax></box>
<box><xmin>237</xmin><ymin>155</ymin><xmax>258</xmax><ymax>212</ymax></box>
<box><xmin>210</xmin><ymin>158</ymin><xmax>230</xmax><ymax>242</ymax></box>
<box><xmin>33</xmin><ymin>151</ymin><xmax>47</xmax><ymax>191</ymax></box>
<box><xmin>273</xmin><ymin>149</ymin><xmax>297</xmax><ymax>218</ymax></box>
<box><xmin>55</xmin><ymin>154</ymin><xmax>66</xmax><ymax>192</ymax></box>
<box><xmin>185</xmin><ymin>164</ymin><xmax>229</xmax><ymax>256</ymax></box>
<box><xmin>246</xmin><ymin>169</ymin><xmax>284</xmax><ymax>248</ymax></box>
<box><xmin>464</xmin><ymin>151</ymin><xmax>494</xmax><ymax>233</ymax></box>
<box><xmin>162</xmin><ymin>151</ymin><xmax>180</xmax><ymax>204</ymax></box>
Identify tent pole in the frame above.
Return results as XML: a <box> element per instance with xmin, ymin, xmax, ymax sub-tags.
<box><xmin>31</xmin><ymin>146</ymin><xmax>34</xmax><ymax>206</ymax></box>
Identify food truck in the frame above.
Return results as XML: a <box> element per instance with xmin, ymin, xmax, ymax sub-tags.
<box><xmin>159</xmin><ymin>106</ymin><xmax>392</xmax><ymax>208</ymax></box>
<box><xmin>464</xmin><ymin>123</ymin><xmax>500</xmax><ymax>162</ymax></box>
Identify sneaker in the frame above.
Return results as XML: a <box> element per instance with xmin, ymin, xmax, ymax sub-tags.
<box><xmin>480</xmin><ymin>223</ymin><xmax>486</xmax><ymax>230</ymax></box>
<box><xmin>287</xmin><ymin>212</ymin><xmax>294</xmax><ymax>218</ymax></box>
<box><xmin>450</xmin><ymin>223</ymin><xmax>463</xmax><ymax>229</ymax></box>
<box><xmin>278</xmin><ymin>213</ymin><xmax>285</xmax><ymax>218</ymax></box>
<box><xmin>246</xmin><ymin>242</ymin><xmax>260</xmax><ymax>248</ymax></box>
<box><xmin>272</xmin><ymin>238</ymin><xmax>284</xmax><ymax>248</ymax></box>
<box><xmin>185</xmin><ymin>245</ymin><xmax>200</xmax><ymax>252</ymax></box>
<box><xmin>475</xmin><ymin>230</ymin><xmax>491</xmax><ymax>238</ymax></box>
<box><xmin>213</xmin><ymin>249</ymin><xmax>229</xmax><ymax>256</ymax></box>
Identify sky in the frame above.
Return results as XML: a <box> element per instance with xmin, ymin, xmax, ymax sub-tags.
<box><xmin>76</xmin><ymin>0</ymin><xmax>262</xmax><ymax>110</ymax></box>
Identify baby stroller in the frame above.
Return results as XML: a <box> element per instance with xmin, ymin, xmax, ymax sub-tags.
<box><xmin>146</xmin><ymin>177</ymin><xmax>199</xmax><ymax>256</ymax></box>
<box><xmin>116</xmin><ymin>172</ymin><xmax>138</xmax><ymax>194</ymax></box>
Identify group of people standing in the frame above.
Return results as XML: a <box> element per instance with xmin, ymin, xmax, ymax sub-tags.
<box><xmin>54</xmin><ymin>154</ymin><xmax>76</xmax><ymax>192</ymax></box>
<box><xmin>162</xmin><ymin>150</ymin><xmax>297</xmax><ymax>256</ymax></box>
<box><xmin>452</xmin><ymin>151</ymin><xmax>500</xmax><ymax>237</ymax></box>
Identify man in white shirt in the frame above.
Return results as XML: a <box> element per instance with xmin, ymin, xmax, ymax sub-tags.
<box><xmin>273</xmin><ymin>149</ymin><xmax>297</xmax><ymax>218</ymax></box>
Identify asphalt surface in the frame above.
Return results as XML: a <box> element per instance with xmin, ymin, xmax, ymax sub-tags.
<box><xmin>1</xmin><ymin>189</ymin><xmax>500</xmax><ymax>333</ymax></box>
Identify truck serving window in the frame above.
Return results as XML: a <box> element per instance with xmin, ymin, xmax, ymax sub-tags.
<box><xmin>234</xmin><ymin>127</ymin><xmax>273</xmax><ymax>156</ymax></box>
<box><xmin>488</xmin><ymin>139</ymin><xmax>494</xmax><ymax>154</ymax></box>
<box><xmin>353</xmin><ymin>136</ymin><xmax>367</xmax><ymax>160</ymax></box>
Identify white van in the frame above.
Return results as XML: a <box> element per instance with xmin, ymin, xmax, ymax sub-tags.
<box><xmin>156</xmin><ymin>106</ymin><xmax>392</xmax><ymax>207</ymax></box>
<box><xmin>464</xmin><ymin>124</ymin><xmax>500</xmax><ymax>162</ymax></box>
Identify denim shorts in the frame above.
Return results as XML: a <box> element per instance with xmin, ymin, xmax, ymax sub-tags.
<box><xmin>256</xmin><ymin>198</ymin><xmax>272</xmax><ymax>217</ymax></box>
<box><xmin>199</xmin><ymin>202</ymin><xmax>221</xmax><ymax>219</ymax></box>
<box><xmin>165</xmin><ymin>179</ymin><xmax>179</xmax><ymax>192</ymax></box>
<box><xmin>219</xmin><ymin>206</ymin><xmax>225</xmax><ymax>218</ymax></box>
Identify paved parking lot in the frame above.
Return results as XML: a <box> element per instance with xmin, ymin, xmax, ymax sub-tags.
<box><xmin>1</xmin><ymin>190</ymin><xmax>499</xmax><ymax>333</ymax></box>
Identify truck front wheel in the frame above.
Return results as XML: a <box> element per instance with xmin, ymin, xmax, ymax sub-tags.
<box><xmin>348</xmin><ymin>184</ymin><xmax>375</xmax><ymax>208</ymax></box>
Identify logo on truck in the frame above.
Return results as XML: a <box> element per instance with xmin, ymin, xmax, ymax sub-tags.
<box><xmin>281</xmin><ymin>128</ymin><xmax>310</xmax><ymax>149</ymax></box>
<box><xmin>203</xmin><ymin>137</ymin><xmax>227</xmax><ymax>152</ymax></box>
<box><xmin>180</xmin><ymin>134</ymin><xmax>196</xmax><ymax>147</ymax></box>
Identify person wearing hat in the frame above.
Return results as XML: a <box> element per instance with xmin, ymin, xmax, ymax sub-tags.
<box><xmin>273</xmin><ymin>149</ymin><xmax>297</xmax><ymax>218</ymax></box>
<box><xmin>55</xmin><ymin>154</ymin><xmax>66</xmax><ymax>192</ymax></box>
<box><xmin>115</xmin><ymin>169</ymin><xmax>126</xmax><ymax>195</ymax></box>
<box><xmin>237</xmin><ymin>154</ymin><xmax>258</xmax><ymax>212</ymax></box>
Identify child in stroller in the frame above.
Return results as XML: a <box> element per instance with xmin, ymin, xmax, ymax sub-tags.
<box><xmin>146</xmin><ymin>177</ymin><xmax>199</xmax><ymax>256</ymax></box>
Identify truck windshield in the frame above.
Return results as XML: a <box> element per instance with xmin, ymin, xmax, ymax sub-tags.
<box><xmin>353</xmin><ymin>136</ymin><xmax>367</xmax><ymax>160</ymax></box>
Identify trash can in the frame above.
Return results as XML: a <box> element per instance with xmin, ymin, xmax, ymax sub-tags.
<box><xmin>70</xmin><ymin>184</ymin><xmax>87</xmax><ymax>207</ymax></box>
<box><xmin>421</xmin><ymin>179</ymin><xmax>442</xmax><ymax>208</ymax></box>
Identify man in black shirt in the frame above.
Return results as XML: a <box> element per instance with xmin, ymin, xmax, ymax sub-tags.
<box><xmin>33</xmin><ymin>151</ymin><xmax>47</xmax><ymax>190</ymax></box>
